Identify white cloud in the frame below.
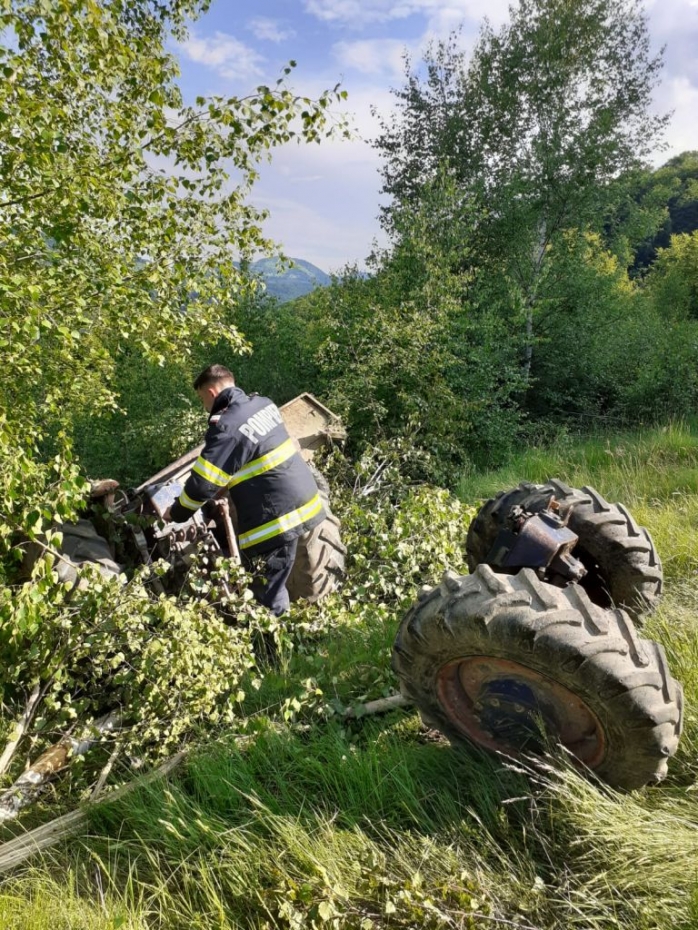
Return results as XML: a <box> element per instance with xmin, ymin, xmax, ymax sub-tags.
<box><xmin>425</xmin><ymin>1</ymin><xmax>511</xmax><ymax>32</ymax></box>
<box><xmin>333</xmin><ymin>38</ymin><xmax>410</xmax><ymax>79</ymax></box>
<box><xmin>250</xmin><ymin>182</ymin><xmax>389</xmax><ymax>272</ymax></box>
<box><xmin>304</xmin><ymin>0</ymin><xmax>510</xmax><ymax>29</ymax></box>
<box><xmin>179</xmin><ymin>29</ymin><xmax>265</xmax><ymax>80</ymax></box>
<box><xmin>646</xmin><ymin>0</ymin><xmax>698</xmax><ymax>84</ymax></box>
<box><xmin>651</xmin><ymin>75</ymin><xmax>698</xmax><ymax>164</ymax></box>
<box><xmin>173</xmin><ymin>0</ymin><xmax>698</xmax><ymax>270</ymax></box>
<box><xmin>247</xmin><ymin>17</ymin><xmax>297</xmax><ymax>43</ymax></box>
<box><xmin>304</xmin><ymin>0</ymin><xmax>401</xmax><ymax>25</ymax></box>
<box><xmin>285</xmin><ymin>173</ymin><xmax>325</xmax><ymax>182</ymax></box>
<box><xmin>243</xmin><ymin>85</ymin><xmax>396</xmax><ymax>269</ymax></box>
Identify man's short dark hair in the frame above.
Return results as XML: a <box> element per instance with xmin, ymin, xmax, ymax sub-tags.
<box><xmin>193</xmin><ymin>364</ymin><xmax>235</xmax><ymax>391</ymax></box>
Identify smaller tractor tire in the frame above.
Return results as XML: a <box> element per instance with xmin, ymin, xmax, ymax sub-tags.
<box><xmin>466</xmin><ymin>480</ymin><xmax>662</xmax><ymax>624</ymax></box>
<box><xmin>287</xmin><ymin>472</ymin><xmax>346</xmax><ymax>603</ymax></box>
<box><xmin>392</xmin><ymin>565</ymin><xmax>682</xmax><ymax>789</ymax></box>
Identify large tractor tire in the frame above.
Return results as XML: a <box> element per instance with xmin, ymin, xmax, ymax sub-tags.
<box><xmin>287</xmin><ymin>470</ymin><xmax>346</xmax><ymax>603</ymax></box>
<box><xmin>392</xmin><ymin>565</ymin><xmax>682</xmax><ymax>789</ymax></box>
<box><xmin>21</xmin><ymin>519</ymin><xmax>122</xmax><ymax>585</ymax></box>
<box><xmin>466</xmin><ymin>480</ymin><xmax>663</xmax><ymax>624</ymax></box>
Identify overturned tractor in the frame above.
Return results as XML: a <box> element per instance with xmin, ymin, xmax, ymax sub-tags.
<box><xmin>2</xmin><ymin>395</ymin><xmax>347</xmax><ymax>823</ymax></box>
<box><xmin>393</xmin><ymin>481</ymin><xmax>682</xmax><ymax>790</ymax></box>
<box><xmin>34</xmin><ymin>393</ymin><xmax>347</xmax><ymax>605</ymax></box>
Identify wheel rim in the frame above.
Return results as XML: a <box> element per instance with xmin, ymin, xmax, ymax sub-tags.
<box><xmin>436</xmin><ymin>656</ymin><xmax>606</xmax><ymax>767</ymax></box>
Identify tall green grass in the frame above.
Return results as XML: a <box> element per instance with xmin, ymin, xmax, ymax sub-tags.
<box><xmin>81</xmin><ymin>721</ymin><xmax>543</xmax><ymax>929</ymax></box>
<box><xmin>0</xmin><ymin>869</ymin><xmax>146</xmax><ymax>929</ymax></box>
<box><xmin>459</xmin><ymin>419</ymin><xmax>698</xmax><ymax>502</ymax></box>
<box><xmin>458</xmin><ymin>419</ymin><xmax>698</xmax><ymax>580</ymax></box>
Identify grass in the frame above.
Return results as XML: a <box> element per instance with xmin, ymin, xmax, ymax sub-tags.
<box><xmin>83</xmin><ymin>722</ymin><xmax>541</xmax><ymax>928</ymax></box>
<box><xmin>0</xmin><ymin>870</ymin><xmax>144</xmax><ymax>929</ymax></box>
<box><xmin>1</xmin><ymin>419</ymin><xmax>698</xmax><ymax>929</ymax></box>
<box><xmin>459</xmin><ymin>419</ymin><xmax>698</xmax><ymax>503</ymax></box>
<box><xmin>459</xmin><ymin>419</ymin><xmax>698</xmax><ymax>582</ymax></box>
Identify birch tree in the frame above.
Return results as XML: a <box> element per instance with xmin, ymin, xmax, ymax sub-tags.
<box><xmin>375</xmin><ymin>0</ymin><xmax>667</xmax><ymax>381</ymax></box>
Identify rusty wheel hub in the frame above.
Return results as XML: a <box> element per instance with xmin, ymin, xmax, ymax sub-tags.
<box><xmin>436</xmin><ymin>656</ymin><xmax>605</xmax><ymax>767</ymax></box>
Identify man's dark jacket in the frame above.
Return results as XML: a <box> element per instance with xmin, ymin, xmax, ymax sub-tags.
<box><xmin>170</xmin><ymin>386</ymin><xmax>325</xmax><ymax>555</ymax></box>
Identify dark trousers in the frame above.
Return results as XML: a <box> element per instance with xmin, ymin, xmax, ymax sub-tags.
<box><xmin>242</xmin><ymin>537</ymin><xmax>299</xmax><ymax>617</ymax></box>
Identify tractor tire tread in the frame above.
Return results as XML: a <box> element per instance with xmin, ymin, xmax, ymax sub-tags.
<box><xmin>466</xmin><ymin>480</ymin><xmax>663</xmax><ymax>623</ymax></box>
<box><xmin>392</xmin><ymin>566</ymin><xmax>682</xmax><ymax>789</ymax></box>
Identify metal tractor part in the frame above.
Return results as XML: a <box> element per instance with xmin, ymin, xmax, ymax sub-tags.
<box><xmin>392</xmin><ymin>481</ymin><xmax>681</xmax><ymax>790</ymax></box>
<box><xmin>466</xmin><ymin>480</ymin><xmax>662</xmax><ymax>624</ymax></box>
<box><xmin>484</xmin><ymin>500</ymin><xmax>587</xmax><ymax>586</ymax></box>
<box><xmin>26</xmin><ymin>393</ymin><xmax>346</xmax><ymax>604</ymax></box>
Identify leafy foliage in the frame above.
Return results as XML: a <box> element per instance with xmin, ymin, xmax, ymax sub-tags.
<box><xmin>0</xmin><ymin>564</ymin><xmax>257</xmax><ymax>759</ymax></box>
<box><xmin>363</xmin><ymin>0</ymin><xmax>680</xmax><ymax>431</ymax></box>
<box><xmin>0</xmin><ymin>413</ymin><xmax>267</xmax><ymax>764</ymax></box>
<box><xmin>376</xmin><ymin>0</ymin><xmax>667</xmax><ymax>287</ymax></box>
<box><xmin>0</xmin><ymin>425</ymin><xmax>473</xmax><ymax>801</ymax></box>
<box><xmin>632</xmin><ymin>151</ymin><xmax>698</xmax><ymax>272</ymax></box>
<box><xmin>217</xmin><ymin>0</ymin><xmax>697</xmax><ymax>478</ymax></box>
<box><xmin>71</xmin><ymin>353</ymin><xmax>210</xmax><ymax>486</ymax></box>
<box><xmin>644</xmin><ymin>230</ymin><xmax>698</xmax><ymax>321</ymax></box>
<box><xmin>525</xmin><ymin>231</ymin><xmax>640</xmax><ymax>420</ymax></box>
<box><xmin>232</xmin><ymin>181</ymin><xmax>527</xmax><ymax>479</ymax></box>
<box><xmin>0</xmin><ymin>0</ymin><xmax>346</xmax><ymax>439</ymax></box>
<box><xmin>0</xmin><ymin>0</ymin><xmax>351</xmax><ymax>795</ymax></box>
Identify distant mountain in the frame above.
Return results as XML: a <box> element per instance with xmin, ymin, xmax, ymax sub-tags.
<box><xmin>250</xmin><ymin>257</ymin><xmax>331</xmax><ymax>303</ymax></box>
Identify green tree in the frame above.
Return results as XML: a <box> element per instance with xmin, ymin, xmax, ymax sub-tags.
<box><xmin>0</xmin><ymin>0</ymin><xmax>346</xmax><ymax>437</ymax></box>
<box><xmin>274</xmin><ymin>178</ymin><xmax>526</xmax><ymax>478</ymax></box>
<box><xmin>631</xmin><ymin>152</ymin><xmax>698</xmax><ymax>272</ymax></box>
<box><xmin>0</xmin><ymin>1</ymin><xmax>348</xmax><ymax>783</ymax></box>
<box><xmin>375</xmin><ymin>0</ymin><xmax>667</xmax><ymax>382</ymax></box>
<box><xmin>525</xmin><ymin>231</ymin><xmax>640</xmax><ymax>421</ymax></box>
<box><xmin>617</xmin><ymin>235</ymin><xmax>698</xmax><ymax>418</ymax></box>
<box><xmin>643</xmin><ymin>231</ymin><xmax>698</xmax><ymax>320</ymax></box>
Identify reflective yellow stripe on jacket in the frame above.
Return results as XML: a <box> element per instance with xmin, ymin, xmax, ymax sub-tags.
<box><xmin>227</xmin><ymin>438</ymin><xmax>296</xmax><ymax>488</ymax></box>
<box><xmin>192</xmin><ymin>456</ymin><xmax>231</xmax><ymax>488</ymax></box>
<box><xmin>177</xmin><ymin>488</ymin><xmax>206</xmax><ymax>511</ymax></box>
<box><xmin>238</xmin><ymin>493</ymin><xmax>323</xmax><ymax>550</ymax></box>
<box><xmin>190</xmin><ymin>438</ymin><xmax>297</xmax><ymax>493</ymax></box>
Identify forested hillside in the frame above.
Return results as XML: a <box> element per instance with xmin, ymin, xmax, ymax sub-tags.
<box><xmin>0</xmin><ymin>1</ymin><xmax>697</xmax><ymax>928</ymax></box>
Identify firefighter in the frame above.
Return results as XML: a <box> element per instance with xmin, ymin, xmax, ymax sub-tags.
<box><xmin>163</xmin><ymin>364</ymin><xmax>325</xmax><ymax>617</ymax></box>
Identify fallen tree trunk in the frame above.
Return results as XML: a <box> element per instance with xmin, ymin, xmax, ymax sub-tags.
<box><xmin>0</xmin><ymin>711</ymin><xmax>121</xmax><ymax>824</ymax></box>
<box><xmin>0</xmin><ymin>682</ymin><xmax>42</xmax><ymax>777</ymax></box>
<box><xmin>0</xmin><ymin>750</ymin><xmax>187</xmax><ymax>876</ymax></box>
<box><xmin>343</xmin><ymin>693</ymin><xmax>410</xmax><ymax>717</ymax></box>
<box><xmin>0</xmin><ymin>693</ymin><xmax>414</xmax><ymax>873</ymax></box>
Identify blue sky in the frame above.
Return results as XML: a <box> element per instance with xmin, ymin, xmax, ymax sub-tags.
<box><xmin>174</xmin><ymin>0</ymin><xmax>698</xmax><ymax>273</ymax></box>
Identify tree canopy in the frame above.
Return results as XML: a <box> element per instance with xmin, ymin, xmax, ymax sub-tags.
<box><xmin>632</xmin><ymin>152</ymin><xmax>698</xmax><ymax>271</ymax></box>
<box><xmin>0</xmin><ymin>0</ymin><xmax>346</xmax><ymax>434</ymax></box>
<box><xmin>374</xmin><ymin>0</ymin><xmax>668</xmax><ymax>382</ymax></box>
